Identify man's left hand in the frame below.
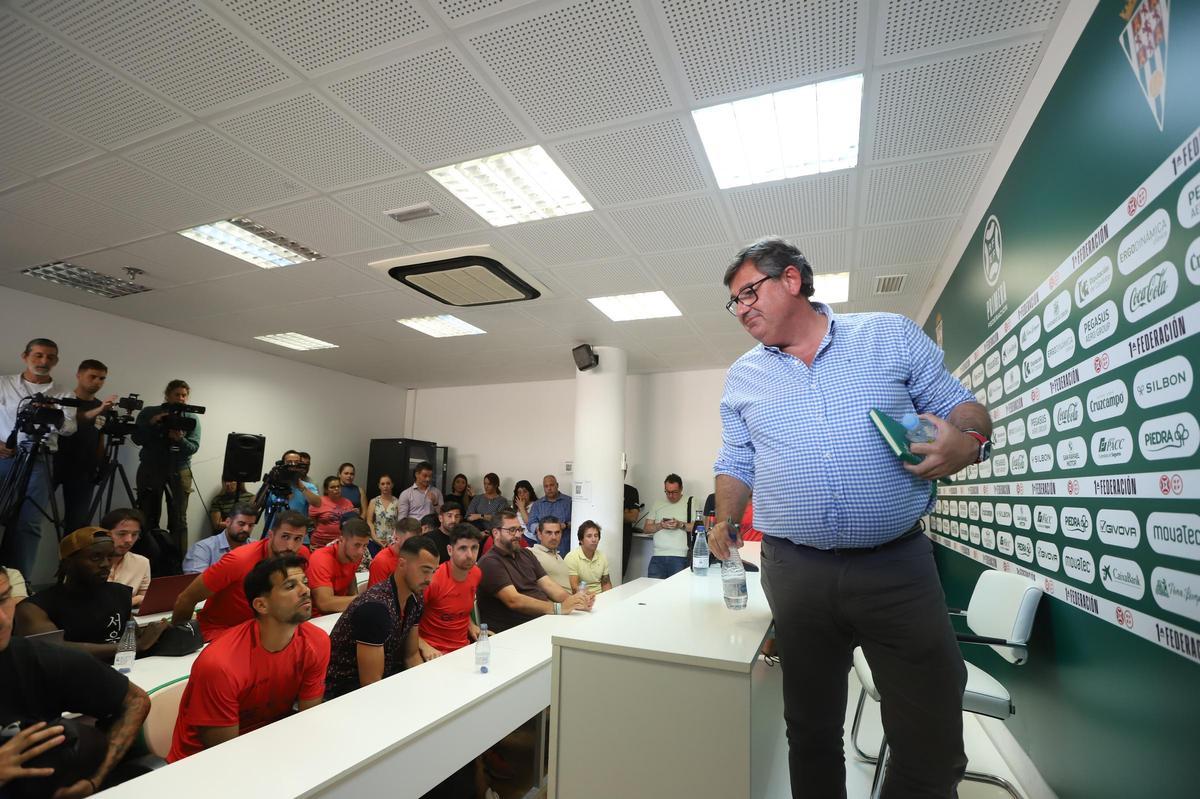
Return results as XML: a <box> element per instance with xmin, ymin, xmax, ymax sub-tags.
<box><xmin>52</xmin><ymin>779</ymin><xmax>94</xmax><ymax>798</ymax></box>
<box><xmin>904</xmin><ymin>414</ymin><xmax>979</xmax><ymax>481</ymax></box>
<box><xmin>167</xmin><ymin>429</ymin><xmax>184</xmax><ymax>442</ymax></box>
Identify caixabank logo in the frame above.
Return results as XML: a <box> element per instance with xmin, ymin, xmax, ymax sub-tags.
<box><xmin>1101</xmin><ymin>555</ymin><xmax>1146</xmax><ymax>600</ymax></box>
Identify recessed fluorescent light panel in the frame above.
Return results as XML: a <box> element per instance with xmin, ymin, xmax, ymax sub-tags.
<box><xmin>428</xmin><ymin>145</ymin><xmax>591</xmax><ymax>227</ymax></box>
<box><xmin>692</xmin><ymin>74</ymin><xmax>864</xmax><ymax>189</ymax></box>
<box><xmin>254</xmin><ymin>332</ymin><xmax>338</xmax><ymax>351</ymax></box>
<box><xmin>179</xmin><ymin>218</ymin><xmax>322</xmax><ymax>269</ymax></box>
<box><xmin>22</xmin><ymin>261</ymin><xmax>150</xmax><ymax>298</ymax></box>
<box><xmin>397</xmin><ymin>315</ymin><xmax>487</xmax><ymax>338</ymax></box>
<box><xmin>813</xmin><ymin>272</ymin><xmax>851</xmax><ymax>304</ymax></box>
<box><xmin>588</xmin><ymin>291</ymin><xmax>682</xmax><ymax>322</ymax></box>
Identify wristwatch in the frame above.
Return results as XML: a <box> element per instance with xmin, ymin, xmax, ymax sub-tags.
<box><xmin>962</xmin><ymin>429</ymin><xmax>992</xmax><ymax>463</ymax></box>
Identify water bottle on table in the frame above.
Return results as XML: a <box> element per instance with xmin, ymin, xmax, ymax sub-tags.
<box><xmin>692</xmin><ymin>511</ymin><xmax>709</xmax><ymax>575</ymax></box>
<box><xmin>721</xmin><ymin>523</ymin><xmax>748</xmax><ymax>610</ymax></box>
<box><xmin>901</xmin><ymin>412</ymin><xmax>937</xmax><ymax>443</ymax></box>
<box><xmin>475</xmin><ymin>624</ymin><xmax>491</xmax><ymax>674</ymax></box>
<box><xmin>114</xmin><ymin>619</ymin><xmax>137</xmax><ymax>673</ymax></box>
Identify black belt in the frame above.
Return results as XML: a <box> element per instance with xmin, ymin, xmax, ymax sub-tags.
<box><xmin>766</xmin><ymin>520</ymin><xmax>925</xmax><ymax>556</ymax></box>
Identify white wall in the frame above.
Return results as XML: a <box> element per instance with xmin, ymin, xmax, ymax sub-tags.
<box><xmin>0</xmin><ymin>287</ymin><xmax>406</xmax><ymax>583</ymax></box>
<box><xmin>411</xmin><ymin>366</ymin><xmax>729</xmax><ymax>515</ymax></box>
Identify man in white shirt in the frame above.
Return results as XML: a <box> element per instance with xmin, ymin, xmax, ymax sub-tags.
<box><xmin>99</xmin><ymin>507</ymin><xmax>152</xmax><ymax>607</ymax></box>
<box><xmin>0</xmin><ymin>338</ymin><xmax>77</xmax><ymax>579</ymax></box>
<box><xmin>642</xmin><ymin>474</ymin><xmax>694</xmax><ymax>579</ymax></box>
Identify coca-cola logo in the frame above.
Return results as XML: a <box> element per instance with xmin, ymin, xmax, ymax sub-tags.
<box><xmin>1123</xmin><ymin>262</ymin><xmax>1178</xmax><ymax>323</ymax></box>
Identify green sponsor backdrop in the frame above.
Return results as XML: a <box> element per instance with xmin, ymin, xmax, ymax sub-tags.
<box><xmin>924</xmin><ymin>2</ymin><xmax>1197</xmax><ymax>797</ymax></box>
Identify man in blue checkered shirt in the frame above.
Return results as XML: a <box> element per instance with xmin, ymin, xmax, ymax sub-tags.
<box><xmin>708</xmin><ymin>237</ymin><xmax>992</xmax><ymax>799</ymax></box>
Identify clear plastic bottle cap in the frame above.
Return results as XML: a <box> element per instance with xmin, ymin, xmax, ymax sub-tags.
<box><xmin>901</xmin><ymin>412</ymin><xmax>919</xmax><ymax>429</ymax></box>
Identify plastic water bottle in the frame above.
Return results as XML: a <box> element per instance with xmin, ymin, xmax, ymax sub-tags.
<box><xmin>692</xmin><ymin>511</ymin><xmax>709</xmax><ymax>575</ymax></box>
<box><xmin>901</xmin><ymin>412</ymin><xmax>937</xmax><ymax>443</ymax></box>
<box><xmin>721</xmin><ymin>527</ymin><xmax>748</xmax><ymax>611</ymax></box>
<box><xmin>114</xmin><ymin>620</ymin><xmax>137</xmax><ymax>673</ymax></box>
<box><xmin>475</xmin><ymin>624</ymin><xmax>491</xmax><ymax>674</ymax></box>
<box><xmin>576</xmin><ymin>581</ymin><xmax>588</xmax><ymax>595</ymax></box>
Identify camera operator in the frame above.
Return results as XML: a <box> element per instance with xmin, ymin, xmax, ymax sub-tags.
<box><xmin>258</xmin><ymin>450</ymin><xmax>320</xmax><ymax>517</ymax></box>
<box><xmin>132</xmin><ymin>380</ymin><xmax>202</xmax><ymax>552</ymax></box>
<box><xmin>54</xmin><ymin>359</ymin><xmax>117</xmax><ymax>532</ymax></box>
<box><xmin>0</xmin><ymin>338</ymin><xmax>77</xmax><ymax>579</ymax></box>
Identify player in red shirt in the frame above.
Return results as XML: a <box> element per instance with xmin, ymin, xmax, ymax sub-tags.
<box><xmin>172</xmin><ymin>510</ymin><xmax>310</xmax><ymax>641</ymax></box>
<box><xmin>308</xmin><ymin>518</ymin><xmax>371</xmax><ymax>614</ymax></box>
<box><xmin>419</xmin><ymin>524</ymin><xmax>485</xmax><ymax>657</ymax></box>
<box><xmin>368</xmin><ymin>517</ymin><xmax>422</xmax><ymax>587</ymax></box>
<box><xmin>168</xmin><ymin>553</ymin><xmax>329</xmax><ymax>761</ymax></box>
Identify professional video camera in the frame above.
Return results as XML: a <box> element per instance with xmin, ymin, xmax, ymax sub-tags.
<box><xmin>159</xmin><ymin>401</ymin><xmax>206</xmax><ymax>433</ymax></box>
<box><xmin>98</xmin><ymin>393</ymin><xmax>143</xmax><ymax>438</ymax></box>
<box><xmin>264</xmin><ymin>458</ymin><xmax>305</xmax><ymax>495</ymax></box>
<box><xmin>11</xmin><ymin>392</ymin><xmax>85</xmax><ymax>436</ymax></box>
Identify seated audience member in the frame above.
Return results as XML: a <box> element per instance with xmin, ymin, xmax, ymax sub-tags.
<box><xmin>420</xmin><ymin>513</ymin><xmax>439</xmax><ymax>535</ymax></box>
<box><xmin>337</xmin><ymin>463</ymin><xmax>367</xmax><ymax>518</ymax></box>
<box><xmin>466</xmin><ymin>472</ymin><xmax>507</xmax><ymax>528</ymax></box>
<box><xmin>0</xmin><ymin>564</ymin><xmax>27</xmax><ymax>604</ymax></box>
<box><xmin>15</xmin><ymin>528</ymin><xmax>169</xmax><ymax>661</ymax></box>
<box><xmin>511</xmin><ymin>479</ymin><xmax>537</xmax><ymax>531</ymax></box>
<box><xmin>477</xmin><ymin>511</ymin><xmax>592</xmax><ymax>634</ymax></box>
<box><xmin>168</xmin><ymin>555</ymin><xmax>328</xmax><ymax>762</ymax></box>
<box><xmin>418</xmin><ymin>524</ymin><xmax>485</xmax><ymax>657</ymax></box>
<box><xmin>309</xmin><ymin>475</ymin><xmax>355</xmax><ymax>550</ymax></box>
<box><xmin>369</xmin><ymin>517</ymin><xmax>422</xmax><ymax>587</ymax></box>
<box><xmin>424</xmin><ymin>502</ymin><xmax>462</xmax><ymax>565</ymax></box>
<box><xmin>99</xmin><ymin>508</ymin><xmax>151</xmax><ymax>607</ymax></box>
<box><xmin>530</xmin><ymin>516</ymin><xmax>571</xmax><ymax>592</ymax></box>
<box><xmin>173</xmin><ymin>510</ymin><xmax>310</xmax><ymax>641</ymax></box>
<box><xmin>366</xmin><ymin>473</ymin><xmax>400</xmax><ymax>551</ymax></box>
<box><xmin>209</xmin><ymin>480</ymin><xmax>254</xmax><ymax>534</ymax></box>
<box><xmin>324</xmin><ymin>537</ymin><xmax>439</xmax><ymax>700</ymax></box>
<box><xmin>527</xmin><ymin>475</ymin><xmax>571</xmax><ymax>553</ymax></box>
<box><xmin>1</xmin><ymin>566</ymin><xmax>151</xmax><ymax>796</ymax></box>
<box><xmin>444</xmin><ymin>473</ymin><xmax>473</xmax><ymax>511</ymax></box>
<box><xmin>643</xmin><ymin>474</ymin><xmax>694</xmax><ymax>579</ymax></box>
<box><xmin>397</xmin><ymin>461</ymin><xmax>443</xmax><ymax>520</ymax></box>
<box><xmin>307</xmin><ymin>519</ymin><xmax>371</xmax><ymax>614</ymax></box>
<box><xmin>565</xmin><ymin>521</ymin><xmax>612</xmax><ymax>594</ymax></box>
<box><xmin>183</xmin><ymin>504</ymin><xmax>256</xmax><ymax>574</ymax></box>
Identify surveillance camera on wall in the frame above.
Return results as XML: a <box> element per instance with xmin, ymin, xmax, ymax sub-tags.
<box><xmin>572</xmin><ymin>344</ymin><xmax>599</xmax><ymax>372</ymax></box>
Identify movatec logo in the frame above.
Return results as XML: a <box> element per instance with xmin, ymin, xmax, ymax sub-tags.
<box><xmin>1046</xmin><ymin>328</ymin><xmax>1077</xmax><ymax>369</ymax></box>
<box><xmin>1086</xmin><ymin>379</ymin><xmax>1128</xmax><ymax>423</ymax></box>
<box><xmin>1147</xmin><ymin>512</ymin><xmax>1200</xmax><ymax>561</ymax></box>
<box><xmin>1035</xmin><ymin>540</ymin><xmax>1060</xmax><ymax>572</ymax></box>
<box><xmin>1151</xmin><ymin>566</ymin><xmax>1200</xmax><ymax>624</ymax></box>
<box><xmin>1100</xmin><ymin>555</ymin><xmax>1145</xmax><ymax>600</ymax></box>
<box><xmin>1123</xmin><ymin>261</ymin><xmax>1178</xmax><ymax>323</ymax></box>
<box><xmin>1059</xmin><ymin>506</ymin><xmax>1093</xmax><ymax>540</ymax></box>
<box><xmin>1079</xmin><ymin>300</ymin><xmax>1118</xmax><ymax>349</ymax></box>
<box><xmin>1034</xmin><ymin>505</ymin><xmax>1057</xmax><ymax>535</ymax></box>
<box><xmin>1097</xmin><ymin>509</ymin><xmax>1141</xmax><ymax>549</ymax></box>
<box><xmin>1134</xmin><ymin>355</ymin><xmax>1193</xmax><ymax>409</ymax></box>
<box><xmin>1090</xmin><ymin>426</ymin><xmax>1133</xmax><ymax>465</ymax></box>
<box><xmin>1062</xmin><ymin>547</ymin><xmax>1095</xmax><ymax>584</ymax></box>
<box><xmin>1138</xmin><ymin>411</ymin><xmax>1199</xmax><ymax>460</ymax></box>
<box><xmin>1074</xmin><ymin>256</ymin><xmax>1113</xmax><ymax>309</ymax></box>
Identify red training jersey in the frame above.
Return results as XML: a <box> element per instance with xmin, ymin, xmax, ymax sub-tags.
<box><xmin>368</xmin><ymin>545</ymin><xmax>399</xmax><ymax>587</ymax></box>
<box><xmin>307</xmin><ymin>543</ymin><xmax>359</xmax><ymax>611</ymax></box>
<box><xmin>418</xmin><ymin>561</ymin><xmax>482</xmax><ymax>653</ymax></box>
<box><xmin>197</xmin><ymin>539</ymin><xmax>311</xmax><ymax>641</ymax></box>
<box><xmin>167</xmin><ymin>618</ymin><xmax>330</xmax><ymax>762</ymax></box>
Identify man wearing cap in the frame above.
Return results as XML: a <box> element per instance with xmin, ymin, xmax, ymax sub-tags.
<box><xmin>14</xmin><ymin>527</ymin><xmax>169</xmax><ymax>662</ymax></box>
<box><xmin>173</xmin><ymin>510</ymin><xmax>310</xmax><ymax>641</ymax></box>
<box><xmin>622</xmin><ymin>484</ymin><xmax>644</xmax><ymax>579</ymax></box>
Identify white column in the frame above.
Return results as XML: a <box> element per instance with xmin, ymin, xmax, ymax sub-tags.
<box><xmin>570</xmin><ymin>346</ymin><xmax>627</xmax><ymax>583</ymax></box>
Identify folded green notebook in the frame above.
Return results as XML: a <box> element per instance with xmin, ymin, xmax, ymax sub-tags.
<box><xmin>869</xmin><ymin>408</ymin><xmax>953</xmax><ymax>484</ymax></box>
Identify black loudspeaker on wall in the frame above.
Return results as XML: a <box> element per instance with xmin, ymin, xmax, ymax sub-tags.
<box><xmin>222</xmin><ymin>433</ymin><xmax>266</xmax><ymax>482</ymax></box>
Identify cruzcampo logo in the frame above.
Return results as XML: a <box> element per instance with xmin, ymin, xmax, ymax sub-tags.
<box><xmin>983</xmin><ymin>214</ymin><xmax>1003</xmax><ymax>287</ymax></box>
<box><xmin>1119</xmin><ymin>0</ymin><xmax>1169</xmax><ymax>131</ymax></box>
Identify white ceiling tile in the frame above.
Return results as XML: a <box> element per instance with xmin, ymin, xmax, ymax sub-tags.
<box><xmin>469</xmin><ymin>0</ymin><xmax>672</xmax><ymax>135</ymax></box>
<box><xmin>219</xmin><ymin>0</ymin><xmax>434</xmax><ymax>73</ymax></box>
<box><xmin>642</xmin><ymin>245</ymin><xmax>733</xmax><ymax>288</ymax></box>
<box><xmin>503</xmin><ymin>214</ymin><xmax>626</xmax><ymax>266</ymax></box>
<box><xmin>67</xmin><ymin>247</ymin><xmax>178</xmax><ymax>290</ymax></box>
<box><xmin>879</xmin><ymin>0</ymin><xmax>1062</xmax><ymax>61</ymax></box>
<box><xmin>862</xmin><ymin>151</ymin><xmax>991</xmax><ymax>224</ymax></box>
<box><xmin>0</xmin><ymin>104</ymin><xmax>99</xmax><ymax>175</ymax></box>
<box><xmin>0</xmin><ymin>208</ymin><xmax>98</xmax><ymax>271</ymax></box>
<box><xmin>0</xmin><ymin>163</ymin><xmax>32</xmax><ymax>192</ymax></box>
<box><xmin>21</xmin><ymin>0</ymin><xmax>295</xmax><ymax>113</ymax></box>
<box><xmin>860</xmin><ymin>219</ymin><xmax>959</xmax><ymax>268</ymax></box>
<box><xmin>116</xmin><ymin>233</ymin><xmax>260</xmax><ymax>284</ymax></box>
<box><xmin>338</xmin><ymin>244</ymin><xmax>419</xmax><ymax>270</ymax></box>
<box><xmin>727</xmin><ymin>173</ymin><xmax>851</xmax><ymax>240</ymax></box>
<box><xmin>253</xmin><ymin>259</ymin><xmax>391</xmax><ymax>300</ymax></box>
<box><xmin>252</xmin><ymin>198</ymin><xmax>397</xmax><ymax>256</ymax></box>
<box><xmin>128</xmin><ymin>128</ymin><xmax>311</xmax><ymax>211</ymax></box>
<box><xmin>786</xmin><ymin>231</ymin><xmax>852</xmax><ymax>273</ymax></box>
<box><xmin>328</xmin><ymin>46</ymin><xmax>525</xmax><ymax>166</ymax></box>
<box><xmin>609</xmin><ymin>196</ymin><xmax>729</xmax><ymax>252</ymax></box>
<box><xmin>0</xmin><ymin>10</ymin><xmax>184</xmax><ymax>146</ymax></box>
<box><xmin>0</xmin><ymin>182</ymin><xmax>159</xmax><ymax>252</ymax></box>
<box><xmin>551</xmin><ymin>260</ymin><xmax>657</xmax><ymax>298</ymax></box>
<box><xmin>336</xmin><ymin>175</ymin><xmax>489</xmax><ymax>242</ymax></box>
<box><xmin>871</xmin><ymin>40</ymin><xmax>1043</xmax><ymax>161</ymax></box>
<box><xmin>49</xmin><ymin>159</ymin><xmax>226</xmax><ymax>231</ymax></box>
<box><xmin>665</xmin><ymin>286</ymin><xmax>731</xmax><ymax>316</ymax></box>
<box><xmin>554</xmin><ymin>117</ymin><xmax>708</xmax><ymax>205</ymax></box>
<box><xmin>218</xmin><ymin>93</ymin><xmax>409</xmax><ymax>190</ymax></box>
<box><xmin>689</xmin><ymin>310</ymin><xmax>742</xmax><ymax>335</ymax></box>
<box><xmin>333</xmin><ymin>289</ymin><xmax>444</xmax><ymax>321</ymax></box>
<box><xmin>658</xmin><ymin>0</ymin><xmax>861</xmax><ymax>101</ymax></box>
<box><xmin>432</xmin><ymin>0</ymin><xmax>540</xmax><ymax>25</ymax></box>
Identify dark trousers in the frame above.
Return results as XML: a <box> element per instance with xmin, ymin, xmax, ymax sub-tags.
<box><xmin>760</xmin><ymin>531</ymin><xmax>967</xmax><ymax>799</ymax></box>
<box><xmin>137</xmin><ymin>464</ymin><xmax>192</xmax><ymax>552</ymax></box>
<box><xmin>58</xmin><ymin>474</ymin><xmax>96</xmax><ymax>532</ymax></box>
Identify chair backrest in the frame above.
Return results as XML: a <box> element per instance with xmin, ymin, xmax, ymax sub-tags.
<box><xmin>143</xmin><ymin>678</ymin><xmax>188</xmax><ymax>759</ymax></box>
<box><xmin>966</xmin><ymin>570</ymin><xmax>1043</xmax><ymax>664</ymax></box>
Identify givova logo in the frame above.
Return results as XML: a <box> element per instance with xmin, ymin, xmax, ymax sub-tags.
<box><xmin>1133</xmin><ymin>355</ymin><xmax>1193</xmax><ymax>409</ymax></box>
<box><xmin>1138</xmin><ymin>412</ymin><xmax>1199</xmax><ymax>460</ymax></box>
<box><xmin>1059</xmin><ymin>507</ymin><xmax>1092</xmax><ymax>540</ymax></box>
<box><xmin>1151</xmin><ymin>567</ymin><xmax>1200</xmax><ymax>624</ymax></box>
<box><xmin>1035</xmin><ymin>540</ymin><xmax>1060</xmax><ymax>572</ymax></box>
<box><xmin>1097</xmin><ymin>509</ymin><xmax>1141</xmax><ymax>548</ymax></box>
<box><xmin>1100</xmin><ymin>555</ymin><xmax>1145</xmax><ymax>600</ymax></box>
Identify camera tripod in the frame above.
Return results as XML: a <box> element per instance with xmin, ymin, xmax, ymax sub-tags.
<box><xmin>87</xmin><ymin>430</ymin><xmax>139</xmax><ymax>524</ymax></box>
<box><xmin>0</xmin><ymin>428</ymin><xmax>64</xmax><ymax>555</ymax></box>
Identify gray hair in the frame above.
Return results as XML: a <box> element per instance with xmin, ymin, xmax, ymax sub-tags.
<box><xmin>724</xmin><ymin>237</ymin><xmax>814</xmax><ymax>298</ymax></box>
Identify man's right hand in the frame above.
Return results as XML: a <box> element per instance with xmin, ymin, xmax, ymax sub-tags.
<box><xmin>563</xmin><ymin>592</ymin><xmax>592</xmax><ymax>614</ymax></box>
<box><xmin>135</xmin><ymin>620</ymin><xmax>171</xmax><ymax>652</ymax></box>
<box><xmin>0</xmin><ymin>721</ymin><xmax>65</xmax><ymax>786</ymax></box>
<box><xmin>0</xmin><ymin>443</ymin><xmax>13</xmax><ymax>459</ymax></box>
<box><xmin>708</xmin><ymin>521</ymin><xmax>743</xmax><ymax>560</ymax></box>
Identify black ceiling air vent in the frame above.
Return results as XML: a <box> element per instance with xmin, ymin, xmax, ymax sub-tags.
<box><xmin>368</xmin><ymin>246</ymin><xmax>546</xmax><ymax>307</ymax></box>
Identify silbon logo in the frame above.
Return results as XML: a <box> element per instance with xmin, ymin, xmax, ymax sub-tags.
<box><xmin>1138</xmin><ymin>412</ymin><xmax>1199</xmax><ymax>460</ymax></box>
<box><xmin>1056</xmin><ymin>436</ymin><xmax>1088</xmax><ymax>470</ymax></box>
<box><xmin>1046</xmin><ymin>328</ymin><xmax>1076</xmax><ymax>369</ymax></box>
<box><xmin>1151</xmin><ymin>567</ymin><xmax>1200</xmax><ymax>624</ymax></box>
<box><xmin>1059</xmin><ymin>506</ymin><xmax>1092</xmax><ymax>540</ymax></box>
<box><xmin>1079</xmin><ymin>300</ymin><xmax>1118</xmax><ymax>349</ymax></box>
<box><xmin>1043</xmin><ymin>290</ymin><xmax>1072</xmax><ymax>332</ymax></box>
<box><xmin>1096</xmin><ymin>509</ymin><xmax>1141</xmax><ymax>549</ymax></box>
<box><xmin>1123</xmin><ymin>261</ymin><xmax>1178</xmax><ymax>323</ymax></box>
<box><xmin>1086</xmin><ymin>379</ymin><xmax>1127</xmax><ymax>422</ymax></box>
<box><xmin>1074</xmin><ymin>256</ymin><xmax>1113</xmax><ymax>308</ymax></box>
<box><xmin>1133</xmin><ymin>355</ymin><xmax>1193</xmax><ymax>409</ymax></box>
<box><xmin>1030</xmin><ymin>444</ymin><xmax>1054</xmax><ymax>473</ymax></box>
<box><xmin>1147</xmin><ymin>512</ymin><xmax>1200</xmax><ymax>561</ymax></box>
<box><xmin>1099</xmin><ymin>555</ymin><xmax>1145</xmax><ymax>600</ymax></box>
<box><xmin>1062</xmin><ymin>547</ymin><xmax>1095</xmax><ymax>584</ymax></box>
<box><xmin>1053</xmin><ymin>396</ymin><xmax>1083</xmax><ymax>431</ymax></box>
<box><xmin>1035</xmin><ymin>541</ymin><xmax>1060</xmax><ymax>572</ymax></box>
<box><xmin>1090</xmin><ymin>426</ymin><xmax>1133</xmax><ymax>465</ymax></box>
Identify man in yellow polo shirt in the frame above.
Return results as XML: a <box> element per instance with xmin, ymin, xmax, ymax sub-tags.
<box><xmin>564</xmin><ymin>521</ymin><xmax>611</xmax><ymax>594</ymax></box>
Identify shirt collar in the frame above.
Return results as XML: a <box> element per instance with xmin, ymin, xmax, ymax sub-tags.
<box><xmin>759</xmin><ymin>301</ymin><xmax>837</xmax><ymax>361</ymax></box>
<box><xmin>533</xmin><ymin>543</ymin><xmax>560</xmax><ymax>557</ymax></box>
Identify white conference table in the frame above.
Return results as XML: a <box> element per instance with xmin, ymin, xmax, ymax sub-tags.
<box><xmin>134</xmin><ymin>572</ymin><xmax>369</xmax><ymax>627</ymax></box>
<box><xmin>102</xmin><ymin>576</ymin><xmax>658</xmax><ymax>798</ymax></box>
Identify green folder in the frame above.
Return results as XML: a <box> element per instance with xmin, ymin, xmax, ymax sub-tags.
<box><xmin>869</xmin><ymin>408</ymin><xmax>952</xmax><ymax>485</ymax></box>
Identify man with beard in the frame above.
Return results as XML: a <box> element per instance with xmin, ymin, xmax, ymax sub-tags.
<box><xmin>418</xmin><ymin>524</ymin><xmax>485</xmax><ymax>657</ymax></box>
<box><xmin>14</xmin><ymin>527</ymin><xmax>168</xmax><ymax>661</ymax></box>
<box><xmin>168</xmin><ymin>554</ymin><xmax>329</xmax><ymax>761</ymax></box>
<box><xmin>182</xmin><ymin>504</ymin><xmax>256</xmax><ymax>574</ymax></box>
<box><xmin>173</xmin><ymin>510</ymin><xmax>310</xmax><ymax>641</ymax></box>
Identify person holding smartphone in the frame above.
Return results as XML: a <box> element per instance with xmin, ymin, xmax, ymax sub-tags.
<box><xmin>641</xmin><ymin>474</ymin><xmax>693</xmax><ymax>578</ymax></box>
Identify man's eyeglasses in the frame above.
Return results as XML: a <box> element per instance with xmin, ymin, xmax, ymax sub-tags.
<box><xmin>500</xmin><ymin>525</ymin><xmax>526</xmax><ymax>535</ymax></box>
<box><xmin>725</xmin><ymin>276</ymin><xmax>772</xmax><ymax>316</ymax></box>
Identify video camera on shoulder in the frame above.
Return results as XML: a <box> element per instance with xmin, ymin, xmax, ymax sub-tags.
<box><xmin>160</xmin><ymin>401</ymin><xmax>206</xmax><ymax>433</ymax></box>
<box><xmin>266</xmin><ymin>458</ymin><xmax>305</xmax><ymax>494</ymax></box>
